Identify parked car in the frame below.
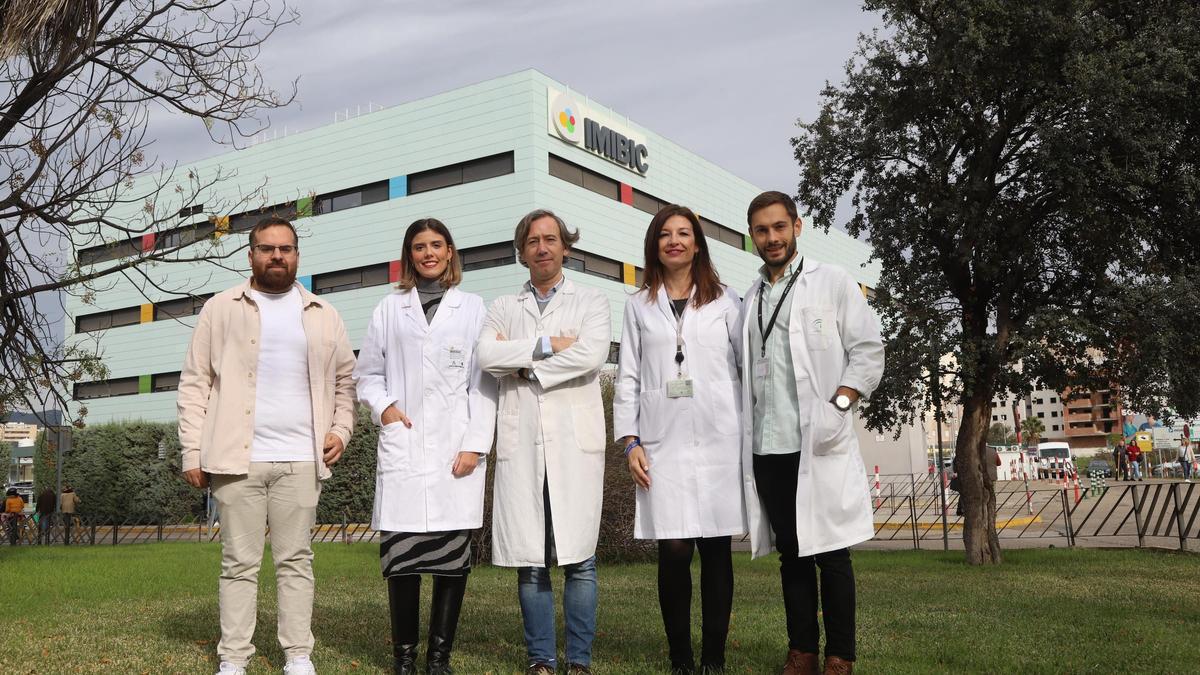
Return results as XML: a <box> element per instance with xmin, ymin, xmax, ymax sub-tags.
<box><xmin>1085</xmin><ymin>459</ymin><xmax>1113</xmax><ymax>478</ymax></box>
<box><xmin>1153</xmin><ymin>461</ymin><xmax>1182</xmax><ymax>478</ymax></box>
<box><xmin>4</xmin><ymin>480</ymin><xmax>33</xmax><ymax>505</ymax></box>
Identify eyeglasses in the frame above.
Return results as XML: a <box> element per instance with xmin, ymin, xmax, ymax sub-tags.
<box><xmin>251</xmin><ymin>244</ymin><xmax>298</xmax><ymax>255</ymax></box>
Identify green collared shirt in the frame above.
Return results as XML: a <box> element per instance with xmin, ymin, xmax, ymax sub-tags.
<box><xmin>749</xmin><ymin>256</ymin><xmax>803</xmax><ymax>455</ymax></box>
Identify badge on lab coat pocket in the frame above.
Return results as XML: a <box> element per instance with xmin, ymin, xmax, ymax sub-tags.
<box><xmin>443</xmin><ymin>345</ymin><xmax>465</xmax><ymax>369</ymax></box>
<box><xmin>666</xmin><ymin>378</ymin><xmax>694</xmax><ymax>398</ymax></box>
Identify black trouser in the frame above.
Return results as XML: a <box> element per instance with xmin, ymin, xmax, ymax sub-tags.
<box><xmin>657</xmin><ymin>536</ymin><xmax>734</xmax><ymax>669</ymax></box>
<box><xmin>753</xmin><ymin>451</ymin><xmax>856</xmax><ymax>662</ymax></box>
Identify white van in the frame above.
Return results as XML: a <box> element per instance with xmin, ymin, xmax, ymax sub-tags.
<box><xmin>1036</xmin><ymin>441</ymin><xmax>1074</xmax><ymax>478</ymax></box>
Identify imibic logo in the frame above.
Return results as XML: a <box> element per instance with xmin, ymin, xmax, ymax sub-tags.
<box><xmin>551</xmin><ymin>92</ymin><xmax>583</xmax><ymax>143</ymax></box>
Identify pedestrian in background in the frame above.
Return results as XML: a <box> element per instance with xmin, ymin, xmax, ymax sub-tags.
<box><xmin>35</xmin><ymin>487</ymin><xmax>55</xmax><ymax>545</ymax></box>
<box><xmin>59</xmin><ymin>486</ymin><xmax>80</xmax><ymax>545</ymax></box>
<box><xmin>1126</xmin><ymin>442</ymin><xmax>1143</xmax><ymax>481</ymax></box>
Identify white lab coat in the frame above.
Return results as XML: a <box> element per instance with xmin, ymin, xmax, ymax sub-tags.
<box><xmin>354</xmin><ymin>287</ymin><xmax>497</xmax><ymax>533</ymax></box>
<box><xmin>739</xmin><ymin>260</ymin><xmax>885</xmax><ymax>558</ymax></box>
<box><xmin>476</xmin><ymin>276</ymin><xmax>611</xmax><ymax>567</ymax></box>
<box><xmin>613</xmin><ymin>285</ymin><xmax>747</xmax><ymax>539</ymax></box>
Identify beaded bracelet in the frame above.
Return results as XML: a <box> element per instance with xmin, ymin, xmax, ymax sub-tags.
<box><xmin>623</xmin><ymin>437</ymin><xmax>641</xmax><ymax>456</ymax></box>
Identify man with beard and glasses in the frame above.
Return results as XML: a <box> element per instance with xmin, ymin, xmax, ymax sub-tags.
<box><xmin>178</xmin><ymin>216</ymin><xmax>357</xmax><ymax>675</ymax></box>
<box><xmin>737</xmin><ymin>192</ymin><xmax>884</xmax><ymax>675</ymax></box>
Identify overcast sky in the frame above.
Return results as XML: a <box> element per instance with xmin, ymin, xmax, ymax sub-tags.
<box><xmin>152</xmin><ymin>0</ymin><xmax>883</xmax><ymax>200</ymax></box>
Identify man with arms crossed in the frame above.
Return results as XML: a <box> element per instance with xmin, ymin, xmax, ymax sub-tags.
<box><xmin>739</xmin><ymin>192</ymin><xmax>884</xmax><ymax>675</ymax></box>
<box><xmin>179</xmin><ymin>216</ymin><xmax>356</xmax><ymax>675</ymax></box>
<box><xmin>477</xmin><ymin>209</ymin><xmax>611</xmax><ymax>675</ymax></box>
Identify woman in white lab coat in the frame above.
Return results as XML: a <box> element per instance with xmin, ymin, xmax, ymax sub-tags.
<box><xmin>354</xmin><ymin>218</ymin><xmax>496</xmax><ymax>675</ymax></box>
<box><xmin>613</xmin><ymin>204</ymin><xmax>745</xmax><ymax>675</ymax></box>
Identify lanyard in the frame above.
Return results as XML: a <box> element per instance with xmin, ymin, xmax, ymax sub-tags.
<box><xmin>756</xmin><ymin>259</ymin><xmax>803</xmax><ymax>358</ymax></box>
<box><xmin>670</xmin><ymin>296</ymin><xmax>688</xmax><ymax>378</ymax></box>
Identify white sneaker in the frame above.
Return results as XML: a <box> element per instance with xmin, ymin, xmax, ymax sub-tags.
<box><xmin>283</xmin><ymin>655</ymin><xmax>317</xmax><ymax>675</ymax></box>
<box><xmin>217</xmin><ymin>663</ymin><xmax>246</xmax><ymax>675</ymax></box>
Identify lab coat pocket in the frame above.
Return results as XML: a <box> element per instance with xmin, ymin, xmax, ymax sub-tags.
<box><xmin>800</xmin><ymin>306</ymin><xmax>834</xmax><ymax>351</ymax></box>
<box><xmin>810</xmin><ymin>401</ymin><xmax>852</xmax><ymax>456</ymax></box>
<box><xmin>572</xmin><ymin>404</ymin><xmax>606</xmax><ymax>453</ymax></box>
<box><xmin>496</xmin><ymin>413</ymin><xmax>520</xmax><ymax>461</ymax></box>
<box><xmin>378</xmin><ymin>422</ymin><xmax>411</xmax><ymax>473</ymax></box>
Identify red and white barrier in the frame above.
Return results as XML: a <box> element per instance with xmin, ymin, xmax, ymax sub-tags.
<box><xmin>873</xmin><ymin>465</ymin><xmax>881</xmax><ymax>508</ymax></box>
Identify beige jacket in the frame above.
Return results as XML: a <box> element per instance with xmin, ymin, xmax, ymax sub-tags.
<box><xmin>177</xmin><ymin>280</ymin><xmax>356</xmax><ymax>480</ymax></box>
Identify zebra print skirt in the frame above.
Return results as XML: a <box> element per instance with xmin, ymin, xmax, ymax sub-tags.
<box><xmin>380</xmin><ymin>529</ymin><xmax>472</xmax><ymax>577</ymax></box>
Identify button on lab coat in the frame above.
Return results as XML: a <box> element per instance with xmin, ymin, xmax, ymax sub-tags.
<box><xmin>354</xmin><ymin>287</ymin><xmax>496</xmax><ymax>533</ymax></box>
<box><xmin>613</xmin><ymin>286</ymin><xmax>747</xmax><ymax>540</ymax></box>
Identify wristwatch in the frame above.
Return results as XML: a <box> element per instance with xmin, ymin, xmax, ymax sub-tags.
<box><xmin>833</xmin><ymin>393</ymin><xmax>853</xmax><ymax>412</ymax></box>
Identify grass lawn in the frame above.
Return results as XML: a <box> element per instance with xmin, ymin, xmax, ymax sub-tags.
<box><xmin>1</xmin><ymin>544</ymin><xmax>1197</xmax><ymax>673</ymax></box>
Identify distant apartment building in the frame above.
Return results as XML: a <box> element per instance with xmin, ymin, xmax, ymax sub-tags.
<box><xmin>1061</xmin><ymin>388</ymin><xmax>1122</xmax><ymax>449</ymax></box>
<box><xmin>988</xmin><ymin>386</ymin><xmax>1118</xmax><ymax>449</ymax></box>
<box><xmin>1</xmin><ymin>422</ymin><xmax>38</xmax><ymax>444</ymax></box>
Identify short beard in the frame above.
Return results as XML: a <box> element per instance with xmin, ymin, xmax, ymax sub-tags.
<box><xmin>759</xmin><ymin>238</ymin><xmax>798</xmax><ymax>271</ymax></box>
<box><xmin>253</xmin><ymin>266</ymin><xmax>296</xmax><ymax>293</ymax></box>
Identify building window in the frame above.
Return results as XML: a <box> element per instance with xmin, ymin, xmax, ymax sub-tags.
<box><xmin>75</xmin><ymin>306</ymin><xmax>142</xmax><ymax>333</ymax></box>
<box><xmin>73</xmin><ymin>377</ymin><xmax>140</xmax><ymax>400</ymax></box>
<box><xmin>78</xmin><ymin>237</ymin><xmax>142</xmax><ymax>266</ymax></box>
<box><xmin>158</xmin><ymin>222</ymin><xmax>217</xmax><ymax>250</ymax></box>
<box><xmin>408</xmin><ymin>152</ymin><xmax>515</xmax><ymax>195</ymax></box>
<box><xmin>155</xmin><ymin>294</ymin><xmax>210</xmax><ymax>321</ymax></box>
<box><xmin>699</xmin><ymin>216</ymin><xmax>745</xmax><ymax>250</ymax></box>
<box><xmin>564</xmin><ymin>249</ymin><xmax>622</xmax><ymax>282</ymax></box>
<box><xmin>992</xmin><ymin>415</ymin><xmax>998</xmax><ymax>421</ymax></box>
<box><xmin>1037</xmin><ymin>412</ymin><xmax>1045</xmax><ymax>418</ymax></box>
<box><xmin>227</xmin><ymin>201</ymin><xmax>299</xmax><ymax>234</ymax></box>
<box><xmin>548</xmin><ymin>154</ymin><xmax>620</xmax><ymax>201</ymax></box>
<box><xmin>1035</xmin><ymin>398</ymin><xmax>1043</xmax><ymax>405</ymax></box>
<box><xmin>316</xmin><ymin>180</ymin><xmax>388</xmax><ymax>215</ymax></box>
<box><xmin>1052</xmin><ymin>425</ymin><xmax>1059</xmax><ymax>431</ymax></box>
<box><xmin>152</xmin><ymin>372</ymin><xmax>181</xmax><ymax>392</ymax></box>
<box><xmin>607</xmin><ymin>342</ymin><xmax>620</xmax><ymax>364</ymax></box>
<box><xmin>312</xmin><ymin>263</ymin><xmax>390</xmax><ymax>295</ymax></box>
<box><xmin>1050</xmin><ymin>397</ymin><xmax>1057</xmax><ymax>403</ymax></box>
<box><xmin>177</xmin><ymin>204</ymin><xmax>204</xmax><ymax>219</ymax></box>
<box><xmin>631</xmin><ymin>189</ymin><xmax>666</xmax><ymax>215</ymax></box>
<box><xmin>1001</xmin><ymin>414</ymin><xmax>1007</xmax><ymax>421</ymax></box>
<box><xmin>461</xmin><ymin>242</ymin><xmax>516</xmax><ymax>271</ymax></box>
<box><xmin>1051</xmin><ymin>411</ymin><xmax>1059</xmax><ymax>418</ymax></box>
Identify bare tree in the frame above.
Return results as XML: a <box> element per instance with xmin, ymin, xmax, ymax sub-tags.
<box><xmin>0</xmin><ymin>0</ymin><xmax>298</xmax><ymax>423</ymax></box>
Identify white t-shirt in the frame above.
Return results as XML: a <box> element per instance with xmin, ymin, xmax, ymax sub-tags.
<box><xmin>249</xmin><ymin>287</ymin><xmax>315</xmax><ymax>462</ymax></box>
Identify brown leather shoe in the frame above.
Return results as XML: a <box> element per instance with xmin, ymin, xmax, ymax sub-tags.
<box><xmin>822</xmin><ymin>655</ymin><xmax>854</xmax><ymax>675</ymax></box>
<box><xmin>526</xmin><ymin>664</ymin><xmax>555</xmax><ymax>675</ymax></box>
<box><xmin>782</xmin><ymin>649</ymin><xmax>820</xmax><ymax>675</ymax></box>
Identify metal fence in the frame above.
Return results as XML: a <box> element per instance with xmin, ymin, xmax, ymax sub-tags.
<box><xmin>4</xmin><ymin>479</ymin><xmax>1197</xmax><ymax>552</ymax></box>
<box><xmin>867</xmin><ymin>474</ymin><xmax>1200</xmax><ymax>551</ymax></box>
<box><xmin>0</xmin><ymin>511</ymin><xmax>383</xmax><ymax>547</ymax></box>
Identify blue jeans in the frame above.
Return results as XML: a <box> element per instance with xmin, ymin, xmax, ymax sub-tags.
<box><xmin>517</xmin><ymin>556</ymin><xmax>598</xmax><ymax>667</ymax></box>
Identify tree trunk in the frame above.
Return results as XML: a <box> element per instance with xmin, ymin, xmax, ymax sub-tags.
<box><xmin>956</xmin><ymin>393</ymin><xmax>1003</xmax><ymax>564</ymax></box>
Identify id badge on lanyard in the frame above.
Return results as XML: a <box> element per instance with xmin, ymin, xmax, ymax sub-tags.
<box><xmin>666</xmin><ymin>297</ymin><xmax>693</xmax><ymax>398</ymax></box>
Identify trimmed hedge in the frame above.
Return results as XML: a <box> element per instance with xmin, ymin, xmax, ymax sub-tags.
<box><xmin>55</xmin><ymin>381</ymin><xmax>654</xmax><ymax>563</ymax></box>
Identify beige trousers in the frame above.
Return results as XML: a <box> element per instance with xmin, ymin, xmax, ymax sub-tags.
<box><xmin>211</xmin><ymin>462</ymin><xmax>321</xmax><ymax>665</ymax></box>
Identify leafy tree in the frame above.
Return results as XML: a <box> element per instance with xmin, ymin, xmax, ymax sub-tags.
<box><xmin>0</xmin><ymin>0</ymin><xmax>297</xmax><ymax>421</ymax></box>
<box><xmin>0</xmin><ymin>442</ymin><xmax>11</xmax><ymax>483</ymax></box>
<box><xmin>32</xmin><ymin>430</ymin><xmax>55</xmax><ymax>492</ymax></box>
<box><xmin>1021</xmin><ymin>417</ymin><xmax>1045</xmax><ymax>446</ymax></box>
<box><xmin>793</xmin><ymin>0</ymin><xmax>1200</xmax><ymax>563</ymax></box>
<box><xmin>987</xmin><ymin>423</ymin><xmax>1016</xmax><ymax>447</ymax></box>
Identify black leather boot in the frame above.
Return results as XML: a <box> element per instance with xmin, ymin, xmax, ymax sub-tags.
<box><xmin>388</xmin><ymin>575</ymin><xmax>421</xmax><ymax>675</ymax></box>
<box><xmin>425</xmin><ymin>575</ymin><xmax>467</xmax><ymax>675</ymax></box>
